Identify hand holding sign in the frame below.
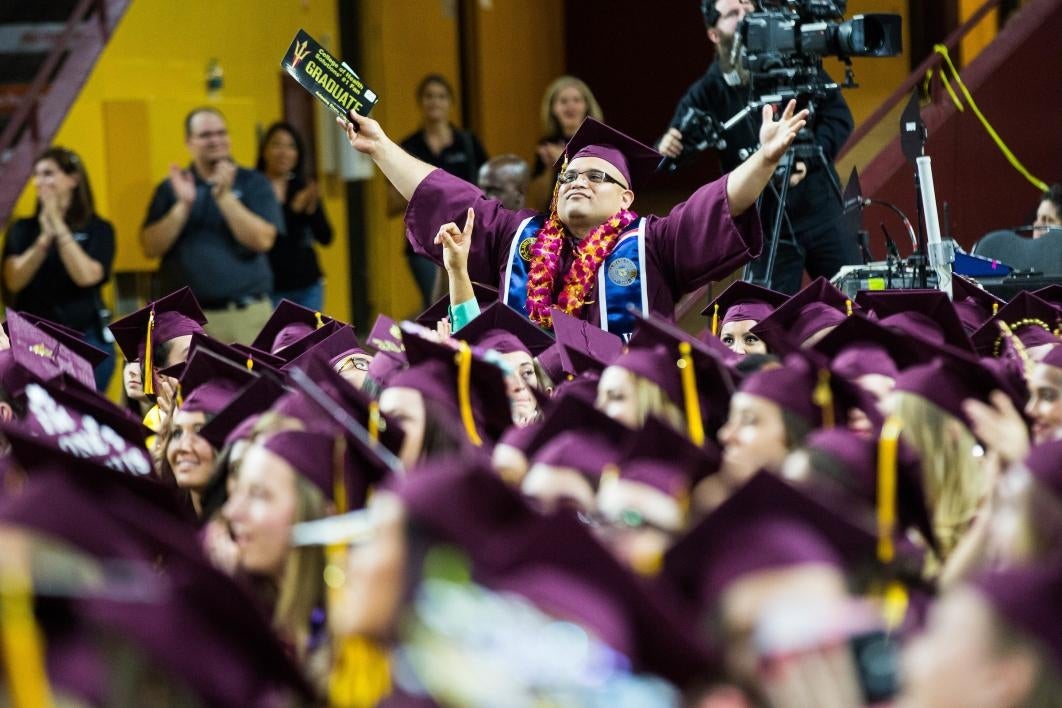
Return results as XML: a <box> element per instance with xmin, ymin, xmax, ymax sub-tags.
<box><xmin>282</xmin><ymin>29</ymin><xmax>377</xmax><ymax>119</ymax></box>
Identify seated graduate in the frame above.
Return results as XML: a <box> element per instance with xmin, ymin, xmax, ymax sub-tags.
<box><xmin>338</xmin><ymin>101</ymin><xmax>809</xmax><ymax>337</ymax></box>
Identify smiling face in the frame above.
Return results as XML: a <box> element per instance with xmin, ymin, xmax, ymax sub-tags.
<box><xmin>556</xmin><ymin>156</ymin><xmax>634</xmax><ymax>238</ymax></box>
<box><xmin>551</xmin><ymin>85</ymin><xmax>589</xmax><ymax>136</ymax></box>
<box><xmin>33</xmin><ymin>157</ymin><xmax>79</xmax><ymax>209</ymax></box>
<box><xmin>166</xmin><ymin>410</ymin><xmax>216</xmax><ymax>493</ymax></box>
<box><xmin>262</xmin><ymin>128</ymin><xmax>299</xmax><ymax>177</ymax></box>
<box><xmin>1025</xmin><ymin>363</ymin><xmax>1062</xmax><ymax>444</ymax></box>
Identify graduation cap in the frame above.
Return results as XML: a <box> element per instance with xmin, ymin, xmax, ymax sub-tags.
<box><xmin>197</xmin><ymin>375</ymin><xmax>287</xmax><ymax>450</ymax></box>
<box><xmin>228</xmin><ymin>342</ymin><xmax>287</xmax><ymax>371</ymax></box>
<box><xmin>522</xmin><ymin>393</ymin><xmax>629</xmax><ymax>461</ymax></box>
<box><xmin>893</xmin><ymin>351</ymin><xmax>1019</xmax><ymax>431</ymax></box>
<box><xmin>550</xmin><ymin>307</ymin><xmax>623</xmax><ymax>374</ymax></box>
<box><xmin>855</xmin><ymin>289</ymin><xmax>973</xmax><ymax>352</ymax></box>
<box><xmin>530</xmin><ymin>430</ymin><xmax>624</xmax><ymax>481</ymax></box>
<box><xmin>952</xmin><ymin>275</ymin><xmax>1004</xmax><ymax>333</ymax></box>
<box><xmin>176</xmin><ymin>349</ymin><xmax>259</xmax><ymax>416</ymax></box>
<box><xmin>6</xmin><ymin>310</ymin><xmax>98</xmax><ymax>390</ymax></box>
<box><xmin>610</xmin><ymin>415</ymin><xmax>721</xmax><ymax>499</ymax></box>
<box><xmin>249</xmin><ymin>299</ymin><xmax>332</xmax><ymax>354</ymax></box>
<box><xmin>970</xmin><ymin>291</ymin><xmax>1062</xmax><ymax>357</ymax></box>
<box><xmin>663</xmin><ymin>471</ymin><xmax>878</xmax><ymax>608</ymax></box>
<box><xmin>365</xmin><ymin>313</ymin><xmax>405</xmax><ymax>356</ymax></box>
<box><xmin>1023</xmin><ymin>439</ymin><xmax>1062</xmax><ymax>501</ymax></box>
<box><xmin>0</xmin><ymin>350</ymin><xmax>32</xmax><ymax>400</ymax></box>
<box><xmin>1032</xmin><ymin>284</ymin><xmax>1062</xmax><ymax>308</ymax></box>
<box><xmin>556</xmin><ymin>117</ymin><xmax>662</xmax><ymax>190</ymax></box>
<box><xmin>455</xmin><ymin>301</ymin><xmax>555</xmax><ymax>357</ymax></box>
<box><xmin>256</xmin><ymin>428</ymin><xmax>373</xmax><ymax>508</ymax></box>
<box><xmin>163</xmin><ymin>332</ymin><xmax>283</xmax><ymax>381</ymax></box>
<box><xmin>414</xmin><ymin>281</ymin><xmax>499</xmax><ymax>328</ymax></box>
<box><xmin>813</xmin><ymin>313</ymin><xmax>932</xmax><ymax>379</ymax></box>
<box><xmin>279</xmin><ymin>324</ymin><xmax>364</xmax><ymax>375</ymax></box>
<box><xmin>107</xmin><ymin>287</ymin><xmax>208</xmax><ymax>396</ymax></box>
<box><xmin>750</xmin><ymin>276</ymin><xmax>856</xmax><ymax>352</ymax></box>
<box><xmin>9</xmin><ymin>311</ymin><xmax>110</xmax><ymax>369</ymax></box>
<box><xmin>701</xmin><ymin>280</ymin><xmax>790</xmax><ymax>336</ymax></box>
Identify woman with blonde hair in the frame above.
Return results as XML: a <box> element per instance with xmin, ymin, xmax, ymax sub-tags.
<box><xmin>528</xmin><ymin>75</ymin><xmax>604</xmax><ymax>210</ymax></box>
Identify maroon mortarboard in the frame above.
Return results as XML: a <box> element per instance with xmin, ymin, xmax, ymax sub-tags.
<box><xmin>270</xmin><ymin>320</ymin><xmax>343</xmax><ymax>365</ymax></box>
<box><xmin>613</xmin><ymin>415</ymin><xmax>721</xmax><ymax>498</ymax></box>
<box><xmin>535</xmin><ymin>343</ymin><xmax>564</xmax><ymax>384</ymax></box>
<box><xmin>176</xmin><ymin>349</ymin><xmax>259</xmax><ymax>416</ymax></box>
<box><xmin>279</xmin><ymin>324</ymin><xmax>363</xmax><ymax>374</ymax></box>
<box><xmin>163</xmin><ymin>332</ymin><xmax>282</xmax><ymax>381</ymax></box>
<box><xmin>229</xmin><ymin>342</ymin><xmax>287</xmax><ymax>370</ymax></box>
<box><xmin>1032</xmin><ymin>284</ymin><xmax>1062</xmax><ymax>307</ymax></box>
<box><xmin>971</xmin><ymin>560</ymin><xmax>1062</xmax><ymax>674</ymax></box>
<box><xmin>663</xmin><ymin>471</ymin><xmax>878</xmax><ymax>608</ymax></box>
<box><xmin>1023</xmin><ymin>439</ymin><xmax>1062</xmax><ymax>501</ymax></box>
<box><xmin>6</xmin><ymin>310</ymin><xmax>97</xmax><ymax>389</ymax></box>
<box><xmin>802</xmin><ymin>427</ymin><xmax>937</xmax><ymax>554</ymax></box>
<box><xmin>750</xmin><ymin>276</ymin><xmax>856</xmax><ymax>351</ymax></box>
<box><xmin>250</xmin><ymin>298</ymin><xmax>332</xmax><ymax>354</ymax></box>
<box><xmin>197</xmin><ymin>376</ymin><xmax>287</xmax><ymax>450</ymax></box>
<box><xmin>524</xmin><ymin>392</ymin><xmax>630</xmax><ymax>461</ymax></box>
<box><xmin>970</xmin><ymin>291</ymin><xmax>1062</xmax><ymax>357</ymax></box>
<box><xmin>813</xmin><ymin>313</ymin><xmax>933</xmax><ymax>379</ymax></box>
<box><xmin>414</xmin><ymin>281</ymin><xmax>500</xmax><ymax>328</ymax></box>
<box><xmin>12</xmin><ymin>312</ymin><xmax>110</xmax><ymax>368</ymax></box>
<box><xmin>365</xmin><ymin>313</ymin><xmax>405</xmax><ymax>355</ymax></box>
<box><xmin>893</xmin><ymin>352</ymin><xmax>1017</xmax><ymax>431</ymax></box>
<box><xmin>556</xmin><ymin>117</ymin><xmax>662</xmax><ymax>190</ymax></box>
<box><xmin>952</xmin><ymin>275</ymin><xmax>1004</xmax><ymax>332</ymax></box>
<box><xmin>530</xmin><ymin>430</ymin><xmax>623</xmax><ymax>480</ymax></box>
<box><xmin>9</xmin><ymin>311</ymin><xmax>83</xmax><ymax>340</ymax></box>
<box><xmin>257</xmin><ymin>429</ymin><xmax>358</xmax><ymax>504</ymax></box>
<box><xmin>551</xmin><ymin>307</ymin><xmax>623</xmax><ymax>371</ymax></box>
<box><xmin>107</xmin><ymin>287</ymin><xmax>207</xmax><ymax>363</ymax></box>
<box><xmin>701</xmin><ymin>280</ymin><xmax>789</xmax><ymax>336</ymax></box>
<box><xmin>855</xmin><ymin>289</ymin><xmax>973</xmax><ymax>352</ymax></box>
<box><xmin>456</xmin><ymin>301</ymin><xmax>555</xmax><ymax>357</ymax></box>
<box><xmin>0</xmin><ymin>350</ymin><xmax>32</xmax><ymax>399</ymax></box>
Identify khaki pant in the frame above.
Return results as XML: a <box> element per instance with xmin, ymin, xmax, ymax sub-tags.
<box><xmin>202</xmin><ymin>297</ymin><xmax>273</xmax><ymax>345</ymax></box>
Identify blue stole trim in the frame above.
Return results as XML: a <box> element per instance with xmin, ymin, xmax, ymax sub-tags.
<box><xmin>502</xmin><ymin>216</ymin><xmax>648</xmax><ymax>338</ymax></box>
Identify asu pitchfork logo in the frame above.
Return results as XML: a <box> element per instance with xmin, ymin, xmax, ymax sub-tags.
<box><xmin>291</xmin><ymin>39</ymin><xmax>310</xmax><ymax>68</ymax></box>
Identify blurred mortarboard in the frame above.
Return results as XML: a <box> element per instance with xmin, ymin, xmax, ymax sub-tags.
<box><xmin>551</xmin><ymin>307</ymin><xmax>623</xmax><ymax>374</ymax></box>
<box><xmin>279</xmin><ymin>325</ymin><xmax>364</xmax><ymax>374</ymax></box>
<box><xmin>107</xmin><ymin>287</ymin><xmax>207</xmax><ymax>363</ymax></box>
<box><xmin>970</xmin><ymin>291</ymin><xmax>1062</xmax><ymax>357</ymax></box>
<box><xmin>10</xmin><ymin>311</ymin><xmax>109</xmax><ymax>368</ymax></box>
<box><xmin>855</xmin><ymin>289</ymin><xmax>973</xmax><ymax>352</ymax></box>
<box><xmin>414</xmin><ymin>282</ymin><xmax>499</xmax><ymax>328</ymax></box>
<box><xmin>611</xmin><ymin>415</ymin><xmax>721</xmax><ymax>498</ymax></box>
<box><xmin>535</xmin><ymin>343</ymin><xmax>564</xmax><ymax>384</ymax></box>
<box><xmin>813</xmin><ymin>313</ymin><xmax>934</xmax><ymax>379</ymax></box>
<box><xmin>972</xmin><ymin>560</ymin><xmax>1062</xmax><ymax>675</ymax></box>
<box><xmin>228</xmin><ymin>342</ymin><xmax>286</xmax><ymax>370</ymax></box>
<box><xmin>556</xmin><ymin>117</ymin><xmax>662</xmax><ymax>190</ymax></box>
<box><xmin>1032</xmin><ymin>284</ymin><xmax>1062</xmax><ymax>307</ymax></box>
<box><xmin>455</xmin><ymin>301</ymin><xmax>555</xmax><ymax>357</ymax></box>
<box><xmin>365</xmin><ymin>313</ymin><xmax>405</xmax><ymax>356</ymax></box>
<box><xmin>1024</xmin><ymin>439</ymin><xmax>1062</xmax><ymax>501</ymax></box>
<box><xmin>197</xmin><ymin>375</ymin><xmax>287</xmax><ymax>450</ymax></box>
<box><xmin>663</xmin><ymin>471</ymin><xmax>878</xmax><ymax>608</ymax></box>
<box><xmin>524</xmin><ymin>392</ymin><xmax>628</xmax><ymax>461</ymax></box>
<box><xmin>162</xmin><ymin>332</ymin><xmax>283</xmax><ymax>380</ymax></box>
<box><xmin>750</xmin><ymin>276</ymin><xmax>856</xmax><ymax>351</ymax></box>
<box><xmin>176</xmin><ymin>349</ymin><xmax>259</xmax><ymax>417</ymax></box>
<box><xmin>530</xmin><ymin>430</ymin><xmax>623</xmax><ymax>480</ymax></box>
<box><xmin>257</xmin><ymin>428</ymin><xmax>372</xmax><ymax>507</ymax></box>
<box><xmin>701</xmin><ymin>280</ymin><xmax>789</xmax><ymax>336</ymax></box>
<box><xmin>0</xmin><ymin>350</ymin><xmax>32</xmax><ymax>399</ymax></box>
<box><xmin>270</xmin><ymin>320</ymin><xmax>344</xmax><ymax>365</ymax></box>
<box><xmin>250</xmin><ymin>299</ymin><xmax>333</xmax><ymax>354</ymax></box>
<box><xmin>6</xmin><ymin>310</ymin><xmax>98</xmax><ymax>389</ymax></box>
<box><xmin>893</xmin><ymin>352</ymin><xmax>1019</xmax><ymax>431</ymax></box>
<box><xmin>952</xmin><ymin>275</ymin><xmax>1004</xmax><ymax>332</ymax></box>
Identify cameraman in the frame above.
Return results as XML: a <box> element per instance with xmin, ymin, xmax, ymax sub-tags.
<box><xmin>659</xmin><ymin>0</ymin><xmax>859</xmax><ymax>293</ymax></box>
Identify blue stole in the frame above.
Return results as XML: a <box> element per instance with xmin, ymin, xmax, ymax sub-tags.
<box><xmin>502</xmin><ymin>215</ymin><xmax>648</xmax><ymax>337</ymax></box>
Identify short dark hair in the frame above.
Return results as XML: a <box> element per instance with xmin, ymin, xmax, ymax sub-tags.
<box><xmin>1043</xmin><ymin>183</ymin><xmax>1062</xmax><ymax>215</ymax></box>
<box><xmin>415</xmin><ymin>73</ymin><xmax>453</xmax><ymax>101</ymax></box>
<box><xmin>33</xmin><ymin>146</ymin><xmax>95</xmax><ymax>230</ymax></box>
<box><xmin>255</xmin><ymin>121</ymin><xmax>306</xmax><ymax>177</ymax></box>
<box><xmin>700</xmin><ymin>0</ymin><xmax>722</xmax><ymax>28</ymax></box>
<box><xmin>184</xmin><ymin>106</ymin><xmax>226</xmax><ymax>138</ymax></box>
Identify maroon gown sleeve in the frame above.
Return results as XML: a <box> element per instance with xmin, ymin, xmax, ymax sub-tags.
<box><xmin>404</xmin><ymin>169</ymin><xmax>537</xmax><ymax>287</ymax></box>
<box><xmin>645</xmin><ymin>173</ymin><xmax>763</xmax><ymax>299</ymax></box>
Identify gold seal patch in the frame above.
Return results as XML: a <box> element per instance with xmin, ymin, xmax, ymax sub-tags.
<box><xmin>518</xmin><ymin>237</ymin><xmax>536</xmax><ymax>262</ymax></box>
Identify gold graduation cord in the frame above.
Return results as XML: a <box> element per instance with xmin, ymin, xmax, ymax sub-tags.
<box><xmin>676</xmin><ymin>342</ymin><xmax>705</xmax><ymax>446</ymax></box>
<box><xmin>931</xmin><ymin>44</ymin><xmax>1048</xmax><ymax>192</ymax></box>
<box><xmin>845</xmin><ymin>299</ymin><xmax>853</xmax><ymax>317</ymax></box>
<box><xmin>877</xmin><ymin>415</ymin><xmax>909</xmax><ymax>631</ymax></box>
<box><xmin>710</xmin><ymin>304</ymin><xmax>720</xmax><ymax>337</ymax></box>
<box><xmin>314</xmin><ymin>311</ymin><xmax>324</xmax><ymax>329</ymax></box>
<box><xmin>0</xmin><ymin>567</ymin><xmax>52</xmax><ymax>707</ymax></box>
<box><xmin>367</xmin><ymin>401</ymin><xmax>380</xmax><ymax>444</ymax></box>
<box><xmin>812</xmin><ymin>369</ymin><xmax>835</xmax><ymax>428</ymax></box>
<box><xmin>143</xmin><ymin>309</ymin><xmax>155</xmax><ymax>396</ymax></box>
<box><xmin>455</xmin><ymin>343</ymin><xmax>483</xmax><ymax>447</ymax></box>
<box><xmin>332</xmin><ymin>436</ymin><xmax>349</xmax><ymax>516</ymax></box>
<box><xmin>246</xmin><ymin>357</ymin><xmax>254</xmax><ymax>371</ymax></box>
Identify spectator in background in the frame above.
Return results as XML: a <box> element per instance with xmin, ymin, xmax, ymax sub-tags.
<box><xmin>388</xmin><ymin>74</ymin><xmax>488</xmax><ymax>311</ymax></box>
<box><xmin>1032</xmin><ymin>183</ymin><xmax>1062</xmax><ymax>239</ymax></box>
<box><xmin>140</xmin><ymin>107</ymin><xmax>282</xmax><ymax>344</ymax></box>
<box><xmin>256</xmin><ymin>122</ymin><xmax>333</xmax><ymax>311</ymax></box>
<box><xmin>528</xmin><ymin>76</ymin><xmax>603</xmax><ymax>211</ymax></box>
<box><xmin>2</xmin><ymin>146</ymin><xmax>115</xmax><ymax>391</ymax></box>
<box><xmin>477</xmin><ymin>155</ymin><xmax>531</xmax><ymax>212</ymax></box>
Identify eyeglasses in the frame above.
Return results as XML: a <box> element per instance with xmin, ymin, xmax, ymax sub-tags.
<box><xmin>336</xmin><ymin>355</ymin><xmax>371</xmax><ymax>374</ymax></box>
<box><xmin>557</xmin><ymin>168</ymin><xmax>626</xmax><ymax>188</ymax></box>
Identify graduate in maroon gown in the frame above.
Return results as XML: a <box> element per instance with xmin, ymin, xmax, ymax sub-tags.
<box><xmin>338</xmin><ymin>102</ymin><xmax>809</xmax><ymax>337</ymax></box>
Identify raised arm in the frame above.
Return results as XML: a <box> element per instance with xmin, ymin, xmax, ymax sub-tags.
<box><xmin>725</xmin><ymin>100</ymin><xmax>808</xmax><ymax>216</ymax></box>
<box><xmin>338</xmin><ymin>112</ymin><xmax>435</xmax><ymax>200</ymax></box>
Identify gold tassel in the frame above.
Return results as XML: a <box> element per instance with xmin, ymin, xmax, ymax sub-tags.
<box><xmin>246</xmin><ymin>357</ymin><xmax>254</xmax><ymax>371</ymax></box>
<box><xmin>991</xmin><ymin>302</ymin><xmax>999</xmax><ymax>316</ymax></box>
<box><xmin>710</xmin><ymin>303</ymin><xmax>720</xmax><ymax>337</ymax></box>
<box><xmin>812</xmin><ymin>368</ymin><xmax>834</xmax><ymax>428</ymax></box>
<box><xmin>315</xmin><ymin>311</ymin><xmax>324</xmax><ymax>329</ymax></box>
<box><xmin>845</xmin><ymin>299</ymin><xmax>853</xmax><ymax>317</ymax></box>
<box><xmin>175</xmin><ymin>384</ymin><xmax>184</xmax><ymax>410</ymax></box>
<box><xmin>332</xmin><ymin>436</ymin><xmax>349</xmax><ymax>514</ymax></box>
<box><xmin>367</xmin><ymin>401</ymin><xmax>380</xmax><ymax>444</ymax></box>
<box><xmin>876</xmin><ymin>416</ymin><xmax>908</xmax><ymax>631</ymax></box>
<box><xmin>0</xmin><ymin>561</ymin><xmax>53</xmax><ymax>706</ymax></box>
<box><xmin>677</xmin><ymin>342</ymin><xmax>705</xmax><ymax>446</ymax></box>
<box><xmin>143</xmin><ymin>308</ymin><xmax>156</xmax><ymax>396</ymax></box>
<box><xmin>455</xmin><ymin>343</ymin><xmax>483</xmax><ymax>447</ymax></box>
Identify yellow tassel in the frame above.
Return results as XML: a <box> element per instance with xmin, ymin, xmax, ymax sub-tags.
<box><xmin>332</xmin><ymin>436</ymin><xmax>349</xmax><ymax>514</ymax></box>
<box><xmin>812</xmin><ymin>368</ymin><xmax>835</xmax><ymax>428</ymax></box>
<box><xmin>677</xmin><ymin>342</ymin><xmax>705</xmax><ymax>446</ymax></box>
<box><xmin>845</xmin><ymin>299</ymin><xmax>853</xmax><ymax>317</ymax></box>
<box><xmin>455</xmin><ymin>343</ymin><xmax>483</xmax><ymax>447</ymax></box>
<box><xmin>0</xmin><ymin>562</ymin><xmax>53</xmax><ymax>707</ymax></box>
<box><xmin>246</xmin><ymin>357</ymin><xmax>254</xmax><ymax>371</ymax></box>
<box><xmin>367</xmin><ymin>401</ymin><xmax>380</xmax><ymax>444</ymax></box>
<box><xmin>877</xmin><ymin>416</ymin><xmax>903</xmax><ymax>564</ymax></box>
<box><xmin>143</xmin><ymin>308</ymin><xmax>155</xmax><ymax>396</ymax></box>
<box><xmin>314</xmin><ymin>311</ymin><xmax>324</xmax><ymax>329</ymax></box>
<box><xmin>992</xmin><ymin>302</ymin><xmax>999</xmax><ymax>316</ymax></box>
<box><xmin>881</xmin><ymin>580</ymin><xmax>909</xmax><ymax>632</ymax></box>
<box><xmin>175</xmin><ymin>384</ymin><xmax>184</xmax><ymax>410</ymax></box>
<box><xmin>710</xmin><ymin>303</ymin><xmax>720</xmax><ymax>337</ymax></box>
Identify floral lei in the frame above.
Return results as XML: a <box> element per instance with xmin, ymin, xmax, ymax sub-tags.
<box><xmin>525</xmin><ymin>206</ymin><xmax>637</xmax><ymax>329</ymax></box>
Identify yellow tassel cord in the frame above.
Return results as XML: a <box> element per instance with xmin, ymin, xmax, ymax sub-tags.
<box><xmin>175</xmin><ymin>384</ymin><xmax>183</xmax><ymax>411</ymax></box>
<box><xmin>876</xmin><ymin>415</ymin><xmax>909</xmax><ymax>631</ymax></box>
<box><xmin>143</xmin><ymin>309</ymin><xmax>155</xmax><ymax>396</ymax></box>
<box><xmin>812</xmin><ymin>368</ymin><xmax>835</xmax><ymax>428</ymax></box>
<box><xmin>710</xmin><ymin>304</ymin><xmax>720</xmax><ymax>337</ymax></box>
<box><xmin>367</xmin><ymin>401</ymin><xmax>380</xmax><ymax>444</ymax></box>
<box><xmin>246</xmin><ymin>357</ymin><xmax>254</xmax><ymax>371</ymax></box>
<box><xmin>332</xmin><ymin>436</ymin><xmax>349</xmax><ymax>516</ymax></box>
<box><xmin>455</xmin><ymin>343</ymin><xmax>483</xmax><ymax>447</ymax></box>
<box><xmin>932</xmin><ymin>45</ymin><xmax>1048</xmax><ymax>192</ymax></box>
<box><xmin>0</xmin><ymin>564</ymin><xmax>53</xmax><ymax>707</ymax></box>
<box><xmin>315</xmin><ymin>311</ymin><xmax>325</xmax><ymax>329</ymax></box>
<box><xmin>992</xmin><ymin>302</ymin><xmax>999</xmax><ymax>316</ymax></box>
<box><xmin>845</xmin><ymin>299</ymin><xmax>853</xmax><ymax>317</ymax></box>
<box><xmin>676</xmin><ymin>342</ymin><xmax>705</xmax><ymax>446</ymax></box>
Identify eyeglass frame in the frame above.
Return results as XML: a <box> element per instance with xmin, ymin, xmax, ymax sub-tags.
<box><xmin>557</xmin><ymin>168</ymin><xmax>628</xmax><ymax>189</ymax></box>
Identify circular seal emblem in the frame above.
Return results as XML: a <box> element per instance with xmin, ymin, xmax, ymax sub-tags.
<box><xmin>518</xmin><ymin>237</ymin><xmax>536</xmax><ymax>262</ymax></box>
<box><xmin>607</xmin><ymin>257</ymin><xmax>638</xmax><ymax>287</ymax></box>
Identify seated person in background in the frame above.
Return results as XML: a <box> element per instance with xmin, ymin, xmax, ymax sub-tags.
<box><xmin>1032</xmin><ymin>183</ymin><xmax>1062</xmax><ymax>238</ymax></box>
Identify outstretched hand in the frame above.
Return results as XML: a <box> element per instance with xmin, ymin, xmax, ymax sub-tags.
<box><xmin>434</xmin><ymin>207</ymin><xmax>475</xmax><ymax>274</ymax></box>
<box><xmin>759</xmin><ymin>99</ymin><xmax>809</xmax><ymax>164</ymax></box>
<box><xmin>337</xmin><ymin>110</ymin><xmax>387</xmax><ymax>157</ymax></box>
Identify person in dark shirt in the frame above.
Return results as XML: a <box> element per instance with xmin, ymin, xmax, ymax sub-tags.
<box><xmin>255</xmin><ymin>122</ymin><xmax>333</xmax><ymax>311</ymax></box>
<box><xmin>388</xmin><ymin>74</ymin><xmax>488</xmax><ymax>310</ymax></box>
<box><xmin>2</xmin><ymin>146</ymin><xmax>115</xmax><ymax>390</ymax></box>
<box><xmin>658</xmin><ymin>0</ymin><xmax>860</xmax><ymax>294</ymax></box>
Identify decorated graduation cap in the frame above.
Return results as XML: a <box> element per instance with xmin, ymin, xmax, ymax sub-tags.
<box><xmin>5</xmin><ymin>310</ymin><xmax>98</xmax><ymax>389</ymax></box>
<box><xmin>663</xmin><ymin>471</ymin><xmax>878</xmax><ymax>608</ymax></box>
<box><xmin>555</xmin><ymin>117</ymin><xmax>662</xmax><ymax>190</ymax></box>
<box><xmin>456</xmin><ymin>301</ymin><xmax>555</xmax><ymax>357</ymax></box>
<box><xmin>250</xmin><ymin>298</ymin><xmax>332</xmax><ymax>354</ymax></box>
<box><xmin>701</xmin><ymin>280</ymin><xmax>789</xmax><ymax>336</ymax></box>
<box><xmin>970</xmin><ymin>291</ymin><xmax>1062</xmax><ymax>357</ymax></box>
<box><xmin>414</xmin><ymin>281</ymin><xmax>500</xmax><ymax>328</ymax></box>
<box><xmin>9</xmin><ymin>311</ymin><xmax>110</xmax><ymax>369</ymax></box>
<box><xmin>365</xmin><ymin>313</ymin><xmax>405</xmax><ymax>356</ymax></box>
<box><xmin>177</xmin><ymin>349</ymin><xmax>259</xmax><ymax>417</ymax></box>
<box><xmin>750</xmin><ymin>276</ymin><xmax>856</xmax><ymax>352</ymax></box>
<box><xmin>107</xmin><ymin>287</ymin><xmax>207</xmax><ymax>396</ymax></box>
<box><xmin>813</xmin><ymin>313</ymin><xmax>934</xmax><ymax>380</ymax></box>
<box><xmin>952</xmin><ymin>275</ymin><xmax>1004</xmax><ymax>332</ymax></box>
<box><xmin>855</xmin><ymin>289</ymin><xmax>973</xmax><ymax>352</ymax></box>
